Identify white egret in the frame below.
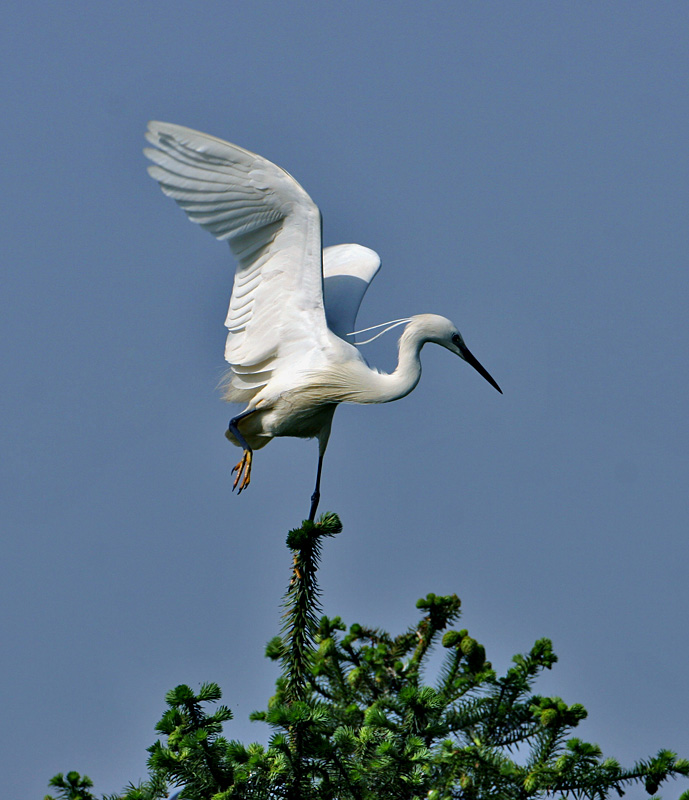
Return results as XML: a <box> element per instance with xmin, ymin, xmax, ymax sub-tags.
<box><xmin>144</xmin><ymin>122</ymin><xmax>502</xmax><ymax>520</ymax></box>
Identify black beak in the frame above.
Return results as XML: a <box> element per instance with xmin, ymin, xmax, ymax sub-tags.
<box><xmin>458</xmin><ymin>342</ymin><xmax>503</xmax><ymax>394</ymax></box>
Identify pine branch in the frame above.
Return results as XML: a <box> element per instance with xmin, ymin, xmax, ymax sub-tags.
<box><xmin>281</xmin><ymin>513</ymin><xmax>342</xmax><ymax>703</ymax></box>
<box><xmin>279</xmin><ymin>512</ymin><xmax>342</xmax><ymax>799</ymax></box>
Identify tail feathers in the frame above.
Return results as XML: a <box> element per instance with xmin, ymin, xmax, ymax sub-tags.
<box><xmin>220</xmin><ymin>369</ymin><xmax>269</xmax><ymax>404</ymax></box>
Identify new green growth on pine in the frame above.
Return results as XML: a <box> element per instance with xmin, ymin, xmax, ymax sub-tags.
<box><xmin>45</xmin><ymin>513</ymin><xmax>689</xmax><ymax>800</ymax></box>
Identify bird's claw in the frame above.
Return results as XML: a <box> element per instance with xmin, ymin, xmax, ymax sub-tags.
<box><xmin>231</xmin><ymin>449</ymin><xmax>252</xmax><ymax>493</ymax></box>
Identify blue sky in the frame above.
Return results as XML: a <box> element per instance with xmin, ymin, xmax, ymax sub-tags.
<box><xmin>2</xmin><ymin>3</ymin><xmax>688</xmax><ymax>798</ymax></box>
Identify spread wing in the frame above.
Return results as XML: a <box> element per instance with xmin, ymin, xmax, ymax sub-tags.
<box><xmin>144</xmin><ymin>121</ymin><xmax>328</xmax><ymax>402</ymax></box>
<box><xmin>322</xmin><ymin>244</ymin><xmax>381</xmax><ymax>340</ymax></box>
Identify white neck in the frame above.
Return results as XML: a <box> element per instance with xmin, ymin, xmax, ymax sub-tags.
<box><xmin>360</xmin><ymin>321</ymin><xmax>427</xmax><ymax>403</ymax></box>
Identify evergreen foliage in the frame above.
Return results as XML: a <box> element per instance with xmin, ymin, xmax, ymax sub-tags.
<box><xmin>45</xmin><ymin>514</ymin><xmax>688</xmax><ymax>800</ymax></box>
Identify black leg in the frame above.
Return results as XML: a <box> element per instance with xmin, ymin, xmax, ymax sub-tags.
<box><xmin>308</xmin><ymin>454</ymin><xmax>324</xmax><ymax>522</ymax></box>
<box><xmin>228</xmin><ymin>410</ymin><xmax>253</xmax><ymax>451</ymax></box>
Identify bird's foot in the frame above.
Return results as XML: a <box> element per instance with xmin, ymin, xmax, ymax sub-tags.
<box><xmin>231</xmin><ymin>449</ymin><xmax>252</xmax><ymax>493</ymax></box>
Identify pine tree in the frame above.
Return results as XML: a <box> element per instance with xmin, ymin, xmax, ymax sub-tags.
<box><xmin>46</xmin><ymin>514</ymin><xmax>689</xmax><ymax>800</ymax></box>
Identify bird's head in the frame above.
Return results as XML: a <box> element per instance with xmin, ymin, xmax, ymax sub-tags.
<box><xmin>414</xmin><ymin>314</ymin><xmax>503</xmax><ymax>394</ymax></box>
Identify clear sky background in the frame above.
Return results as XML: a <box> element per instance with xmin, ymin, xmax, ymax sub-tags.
<box><xmin>2</xmin><ymin>4</ymin><xmax>688</xmax><ymax>798</ymax></box>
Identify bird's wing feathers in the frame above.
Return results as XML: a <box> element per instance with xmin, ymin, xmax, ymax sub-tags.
<box><xmin>322</xmin><ymin>244</ymin><xmax>381</xmax><ymax>340</ymax></box>
<box><xmin>144</xmin><ymin>122</ymin><xmax>328</xmax><ymax>400</ymax></box>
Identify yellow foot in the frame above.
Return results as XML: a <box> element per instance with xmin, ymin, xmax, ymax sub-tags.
<box><xmin>231</xmin><ymin>449</ymin><xmax>252</xmax><ymax>493</ymax></box>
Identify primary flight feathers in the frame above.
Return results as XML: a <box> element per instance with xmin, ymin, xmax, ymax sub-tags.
<box><xmin>145</xmin><ymin>121</ymin><xmax>380</xmax><ymax>397</ymax></box>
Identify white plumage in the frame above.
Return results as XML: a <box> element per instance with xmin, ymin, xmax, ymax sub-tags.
<box><xmin>145</xmin><ymin>122</ymin><xmax>501</xmax><ymax>519</ymax></box>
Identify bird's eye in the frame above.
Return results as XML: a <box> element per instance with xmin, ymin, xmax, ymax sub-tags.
<box><xmin>451</xmin><ymin>334</ymin><xmax>461</xmax><ymax>346</ymax></box>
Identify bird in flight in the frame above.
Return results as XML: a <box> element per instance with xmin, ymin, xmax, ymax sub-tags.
<box><xmin>145</xmin><ymin>122</ymin><xmax>501</xmax><ymax>520</ymax></box>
